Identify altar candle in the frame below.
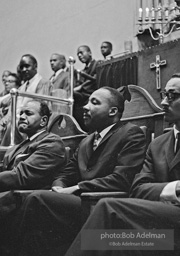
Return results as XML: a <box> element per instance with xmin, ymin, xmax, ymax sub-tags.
<box><xmin>145</xmin><ymin>7</ymin><xmax>150</xmax><ymax>20</ymax></box>
<box><xmin>139</xmin><ymin>7</ymin><xmax>143</xmax><ymax>21</ymax></box>
<box><xmin>151</xmin><ymin>7</ymin><xmax>155</xmax><ymax>21</ymax></box>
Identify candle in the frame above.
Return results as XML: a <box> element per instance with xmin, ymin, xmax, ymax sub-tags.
<box><xmin>145</xmin><ymin>7</ymin><xmax>150</xmax><ymax>20</ymax></box>
<box><xmin>165</xmin><ymin>7</ymin><xmax>169</xmax><ymax>20</ymax></box>
<box><xmin>139</xmin><ymin>7</ymin><xmax>143</xmax><ymax>21</ymax></box>
<box><xmin>158</xmin><ymin>6</ymin><xmax>162</xmax><ymax>20</ymax></box>
<box><xmin>151</xmin><ymin>7</ymin><xmax>155</xmax><ymax>21</ymax></box>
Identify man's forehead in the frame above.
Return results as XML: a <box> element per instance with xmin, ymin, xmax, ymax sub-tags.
<box><xmin>20</xmin><ymin>56</ymin><xmax>32</xmax><ymax>65</ymax></box>
<box><xmin>91</xmin><ymin>88</ymin><xmax>110</xmax><ymax>99</ymax></box>
<box><xmin>166</xmin><ymin>77</ymin><xmax>180</xmax><ymax>92</ymax></box>
<box><xmin>51</xmin><ymin>54</ymin><xmax>59</xmax><ymax>60</ymax></box>
<box><xmin>22</xmin><ymin>101</ymin><xmax>40</xmax><ymax>111</ymax></box>
<box><xmin>77</xmin><ymin>47</ymin><xmax>87</xmax><ymax>53</ymax></box>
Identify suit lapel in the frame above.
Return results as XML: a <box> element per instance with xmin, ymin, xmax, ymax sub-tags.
<box><xmin>165</xmin><ymin>130</ymin><xmax>180</xmax><ymax>179</ymax></box>
<box><xmin>97</xmin><ymin>120</ymin><xmax>123</xmax><ymax>149</ymax></box>
<box><xmin>165</xmin><ymin>130</ymin><xmax>175</xmax><ymax>170</ymax></box>
<box><xmin>6</xmin><ymin>131</ymin><xmax>48</xmax><ymax>168</ymax></box>
<box><xmin>84</xmin><ymin>133</ymin><xmax>95</xmax><ymax>160</ymax></box>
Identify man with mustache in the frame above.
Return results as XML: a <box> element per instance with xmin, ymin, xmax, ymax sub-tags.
<box><xmin>0</xmin><ymin>54</ymin><xmax>52</xmax><ymax>145</ymax></box>
<box><xmin>12</xmin><ymin>86</ymin><xmax>146</xmax><ymax>256</ymax></box>
<box><xmin>65</xmin><ymin>73</ymin><xmax>180</xmax><ymax>256</ymax></box>
<box><xmin>0</xmin><ymin>100</ymin><xmax>66</xmax><ymax>192</ymax></box>
<box><xmin>0</xmin><ymin>100</ymin><xmax>66</xmax><ymax>255</ymax></box>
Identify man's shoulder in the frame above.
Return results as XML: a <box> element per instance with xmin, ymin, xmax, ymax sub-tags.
<box><xmin>117</xmin><ymin>122</ymin><xmax>143</xmax><ymax>134</ymax></box>
<box><xmin>151</xmin><ymin>130</ymin><xmax>172</xmax><ymax>145</ymax></box>
<box><xmin>38</xmin><ymin>131</ymin><xmax>63</xmax><ymax>142</ymax></box>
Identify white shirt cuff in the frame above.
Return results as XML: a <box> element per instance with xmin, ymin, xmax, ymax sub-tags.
<box><xmin>160</xmin><ymin>180</ymin><xmax>180</xmax><ymax>204</ymax></box>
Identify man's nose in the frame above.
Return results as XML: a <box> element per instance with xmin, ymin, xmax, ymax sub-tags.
<box><xmin>161</xmin><ymin>96</ymin><xmax>169</xmax><ymax>106</ymax></box>
<box><xmin>20</xmin><ymin>113</ymin><xmax>26</xmax><ymax>119</ymax></box>
<box><xmin>83</xmin><ymin>102</ymin><xmax>89</xmax><ymax>112</ymax></box>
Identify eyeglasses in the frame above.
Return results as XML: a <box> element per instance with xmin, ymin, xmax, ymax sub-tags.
<box><xmin>160</xmin><ymin>91</ymin><xmax>180</xmax><ymax>102</ymax></box>
<box><xmin>6</xmin><ymin>80</ymin><xmax>16</xmax><ymax>83</ymax></box>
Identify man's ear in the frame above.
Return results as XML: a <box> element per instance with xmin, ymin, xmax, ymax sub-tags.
<box><xmin>40</xmin><ymin>116</ymin><xmax>48</xmax><ymax>127</ymax></box>
<box><xmin>109</xmin><ymin>107</ymin><xmax>118</xmax><ymax>116</ymax></box>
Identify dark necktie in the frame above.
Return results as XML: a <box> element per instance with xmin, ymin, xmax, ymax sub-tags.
<box><xmin>175</xmin><ymin>133</ymin><xmax>180</xmax><ymax>154</ymax></box>
<box><xmin>25</xmin><ymin>80</ymin><xmax>29</xmax><ymax>91</ymax></box>
<box><xmin>51</xmin><ymin>73</ymin><xmax>56</xmax><ymax>83</ymax></box>
<box><xmin>13</xmin><ymin>138</ymin><xmax>30</xmax><ymax>157</ymax></box>
<box><xmin>93</xmin><ymin>132</ymin><xmax>101</xmax><ymax>151</ymax></box>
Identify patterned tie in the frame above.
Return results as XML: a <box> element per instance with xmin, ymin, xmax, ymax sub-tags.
<box><xmin>25</xmin><ymin>80</ymin><xmax>29</xmax><ymax>91</ymax></box>
<box><xmin>93</xmin><ymin>132</ymin><xmax>101</xmax><ymax>151</ymax></box>
<box><xmin>51</xmin><ymin>73</ymin><xmax>56</xmax><ymax>84</ymax></box>
<box><xmin>175</xmin><ymin>133</ymin><xmax>180</xmax><ymax>154</ymax></box>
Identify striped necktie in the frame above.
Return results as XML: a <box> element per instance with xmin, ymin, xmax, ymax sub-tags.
<box><xmin>93</xmin><ymin>132</ymin><xmax>101</xmax><ymax>151</ymax></box>
<box><xmin>25</xmin><ymin>80</ymin><xmax>29</xmax><ymax>91</ymax></box>
<box><xmin>175</xmin><ymin>133</ymin><xmax>180</xmax><ymax>154</ymax></box>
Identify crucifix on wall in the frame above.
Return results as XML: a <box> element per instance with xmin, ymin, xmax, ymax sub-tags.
<box><xmin>150</xmin><ymin>55</ymin><xmax>167</xmax><ymax>90</ymax></box>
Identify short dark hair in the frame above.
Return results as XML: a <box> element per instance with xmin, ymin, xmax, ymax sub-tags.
<box><xmin>102</xmin><ymin>41</ymin><xmax>113</xmax><ymax>51</ymax></box>
<box><xmin>171</xmin><ymin>73</ymin><xmax>180</xmax><ymax>78</ymax></box>
<box><xmin>21</xmin><ymin>54</ymin><xmax>38</xmax><ymax>67</ymax></box>
<box><xmin>8</xmin><ymin>73</ymin><xmax>21</xmax><ymax>87</ymax></box>
<box><xmin>39</xmin><ymin>101</ymin><xmax>51</xmax><ymax>122</ymax></box>
<box><xmin>102</xmin><ymin>87</ymin><xmax>125</xmax><ymax>115</ymax></box>
<box><xmin>28</xmin><ymin>100</ymin><xmax>51</xmax><ymax>124</ymax></box>
<box><xmin>78</xmin><ymin>45</ymin><xmax>91</xmax><ymax>53</ymax></box>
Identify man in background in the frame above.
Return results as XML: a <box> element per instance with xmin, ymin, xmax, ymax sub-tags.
<box><xmin>0</xmin><ymin>54</ymin><xmax>52</xmax><ymax>145</ymax></box>
<box><xmin>0</xmin><ymin>70</ymin><xmax>11</xmax><ymax>97</ymax></box>
<box><xmin>101</xmin><ymin>41</ymin><xmax>113</xmax><ymax>60</ymax></box>
<box><xmin>49</xmin><ymin>53</ymin><xmax>70</xmax><ymax>114</ymax></box>
<box><xmin>73</xmin><ymin>45</ymin><xmax>98</xmax><ymax>131</ymax></box>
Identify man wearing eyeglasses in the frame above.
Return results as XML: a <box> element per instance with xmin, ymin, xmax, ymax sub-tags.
<box><xmin>65</xmin><ymin>73</ymin><xmax>180</xmax><ymax>256</ymax></box>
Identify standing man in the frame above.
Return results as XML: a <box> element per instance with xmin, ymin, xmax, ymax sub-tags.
<box><xmin>0</xmin><ymin>70</ymin><xmax>11</xmax><ymax>97</ymax></box>
<box><xmin>17</xmin><ymin>54</ymin><xmax>51</xmax><ymax>110</ymax></box>
<box><xmin>0</xmin><ymin>73</ymin><xmax>21</xmax><ymax>141</ymax></box>
<box><xmin>12</xmin><ymin>87</ymin><xmax>146</xmax><ymax>256</ymax></box>
<box><xmin>0</xmin><ymin>54</ymin><xmax>52</xmax><ymax>145</ymax></box>
<box><xmin>73</xmin><ymin>45</ymin><xmax>98</xmax><ymax>131</ymax></box>
<box><xmin>65</xmin><ymin>73</ymin><xmax>180</xmax><ymax>256</ymax></box>
<box><xmin>49</xmin><ymin>53</ymin><xmax>70</xmax><ymax>114</ymax></box>
<box><xmin>0</xmin><ymin>73</ymin><xmax>21</xmax><ymax>118</ymax></box>
<box><xmin>50</xmin><ymin>53</ymin><xmax>70</xmax><ymax>95</ymax></box>
<box><xmin>101</xmin><ymin>41</ymin><xmax>113</xmax><ymax>60</ymax></box>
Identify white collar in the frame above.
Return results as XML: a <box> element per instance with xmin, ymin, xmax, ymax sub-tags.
<box><xmin>98</xmin><ymin>123</ymin><xmax>116</xmax><ymax>139</ymax></box>
<box><xmin>54</xmin><ymin>69</ymin><xmax>64</xmax><ymax>77</ymax></box>
<box><xmin>173</xmin><ymin>125</ymin><xmax>180</xmax><ymax>139</ymax></box>
<box><xmin>29</xmin><ymin>129</ymin><xmax>46</xmax><ymax>141</ymax></box>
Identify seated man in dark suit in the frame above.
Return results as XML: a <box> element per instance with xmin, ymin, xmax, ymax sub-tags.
<box><xmin>73</xmin><ymin>45</ymin><xmax>98</xmax><ymax>131</ymax></box>
<box><xmin>1</xmin><ymin>99</ymin><xmax>66</xmax><ymax>192</ymax></box>
<box><xmin>0</xmin><ymin>99</ymin><xmax>66</xmax><ymax>255</ymax></box>
<box><xmin>65</xmin><ymin>73</ymin><xmax>180</xmax><ymax>256</ymax></box>
<box><xmin>12</xmin><ymin>86</ymin><xmax>146</xmax><ymax>256</ymax></box>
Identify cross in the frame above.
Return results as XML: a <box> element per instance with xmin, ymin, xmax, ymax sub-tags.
<box><xmin>150</xmin><ymin>55</ymin><xmax>166</xmax><ymax>90</ymax></box>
